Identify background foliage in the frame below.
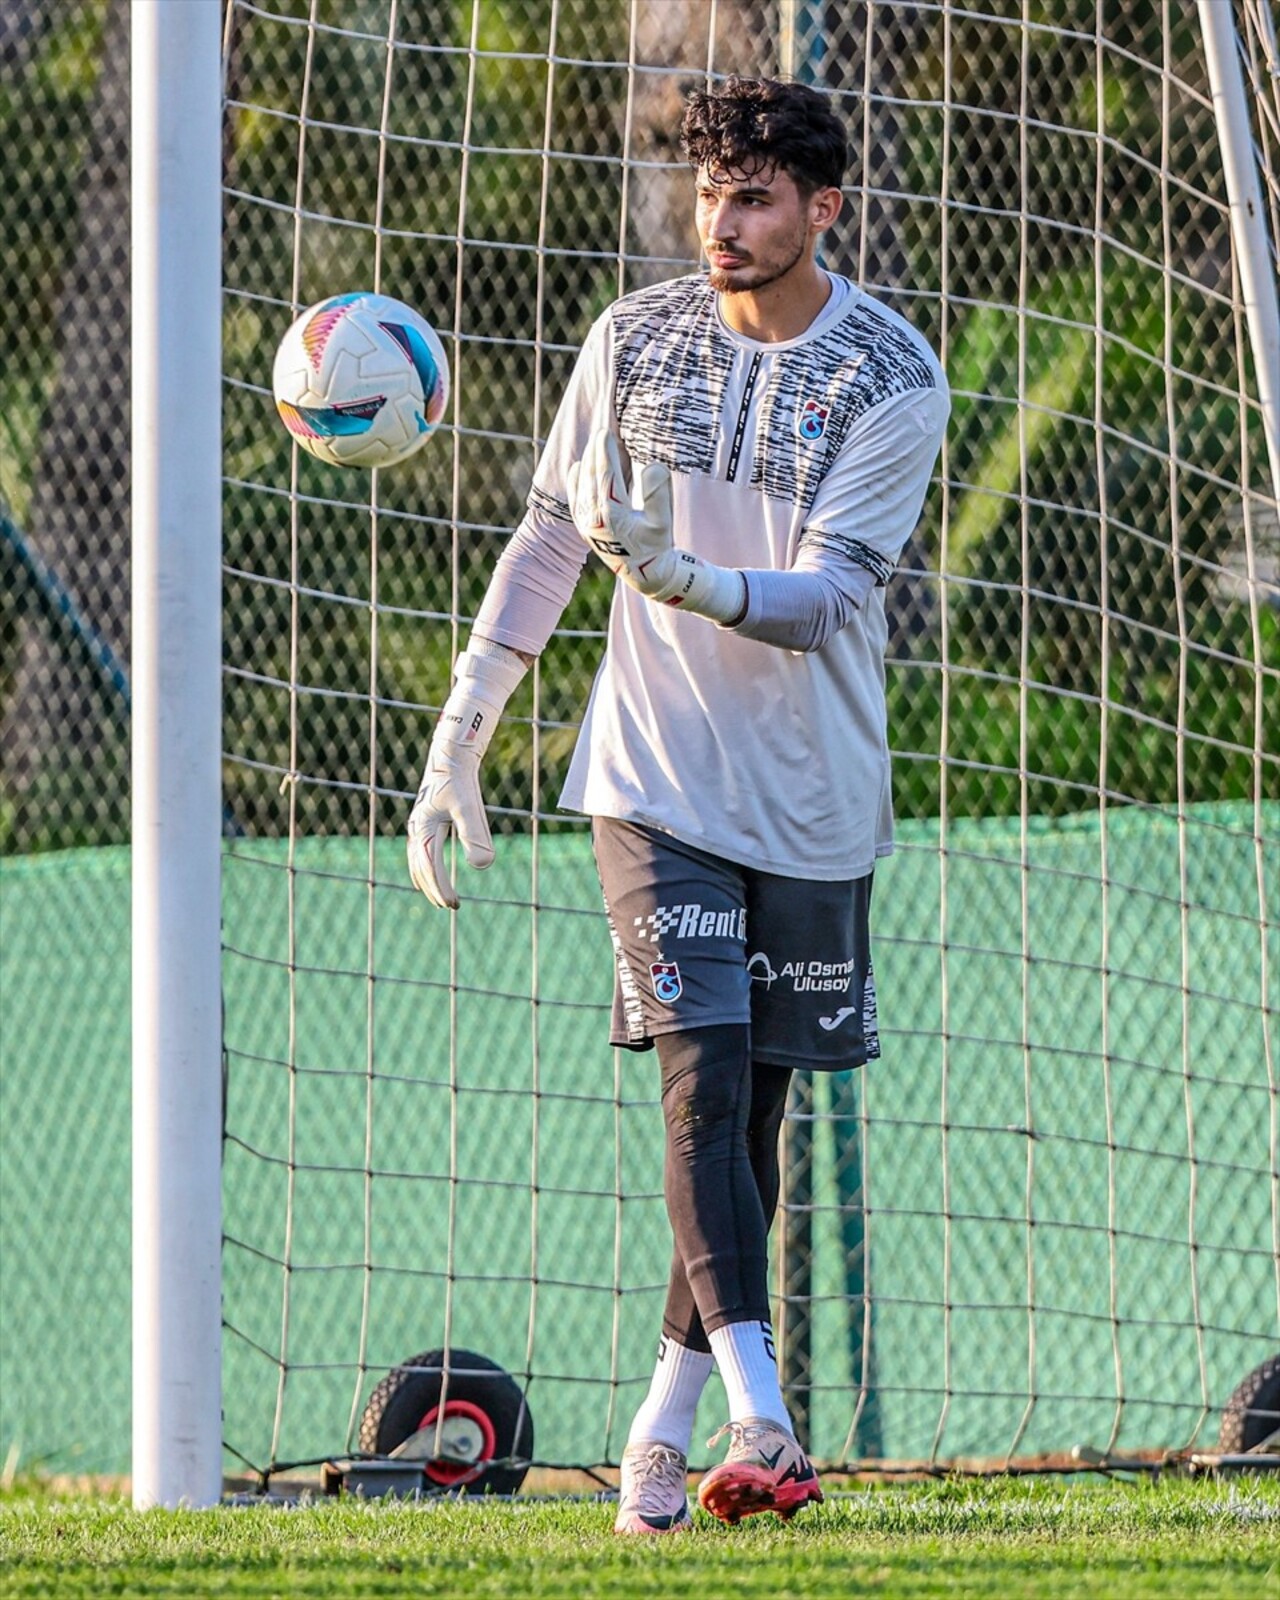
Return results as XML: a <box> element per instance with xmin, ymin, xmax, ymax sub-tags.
<box><xmin>2</xmin><ymin>0</ymin><xmax>1275</xmax><ymax>855</ymax></box>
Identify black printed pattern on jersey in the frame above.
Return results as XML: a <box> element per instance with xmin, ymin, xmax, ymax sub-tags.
<box><xmin>529</xmin><ymin>482</ymin><xmax>573</xmax><ymax>525</ymax></box>
<box><xmin>611</xmin><ymin>277</ymin><xmax>733</xmax><ymax>479</ymax></box>
<box><xmin>749</xmin><ymin>303</ymin><xmax>940</xmax><ymax>510</ymax></box>
<box><xmin>797</xmin><ymin>527</ymin><xmax>895</xmax><ymax>587</ymax></box>
<box><xmin>608</xmin><ymin>275</ymin><xmax>939</xmax><ymax>515</ymax></box>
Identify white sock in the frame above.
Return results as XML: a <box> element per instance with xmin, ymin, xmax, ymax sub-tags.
<box><xmin>708</xmin><ymin>1318</ymin><xmax>792</xmax><ymax>1432</ymax></box>
<box><xmin>626</xmin><ymin>1335</ymin><xmax>715</xmax><ymax>1453</ymax></box>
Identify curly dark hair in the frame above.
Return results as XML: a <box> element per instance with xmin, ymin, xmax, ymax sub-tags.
<box><xmin>679</xmin><ymin>76</ymin><xmax>848</xmax><ymax>195</ymax></box>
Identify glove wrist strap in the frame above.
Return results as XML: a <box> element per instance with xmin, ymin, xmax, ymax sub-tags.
<box><xmin>436</xmin><ymin>639</ymin><xmax>527</xmax><ymax>757</ymax></box>
<box><xmin>655</xmin><ymin>556</ymin><xmax>747</xmax><ymax>625</ymax></box>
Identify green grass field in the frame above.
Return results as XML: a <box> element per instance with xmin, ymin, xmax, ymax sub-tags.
<box><xmin>1</xmin><ymin>1476</ymin><xmax>1277</xmax><ymax>1599</ymax></box>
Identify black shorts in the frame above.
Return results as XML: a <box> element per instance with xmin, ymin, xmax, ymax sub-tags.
<box><xmin>592</xmin><ymin>817</ymin><xmax>879</xmax><ymax>1071</ymax></box>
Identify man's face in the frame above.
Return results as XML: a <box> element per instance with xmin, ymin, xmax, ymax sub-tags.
<box><xmin>694</xmin><ymin>163</ymin><xmax>830</xmax><ymax>294</ymax></box>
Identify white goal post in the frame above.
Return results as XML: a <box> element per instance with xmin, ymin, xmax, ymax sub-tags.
<box><xmin>133</xmin><ymin>0</ymin><xmax>1279</xmax><ymax>1505</ymax></box>
<box><xmin>130</xmin><ymin>0</ymin><xmax>224</xmax><ymax>1510</ymax></box>
<box><xmin>1199</xmin><ymin>0</ymin><xmax>1280</xmax><ymax>512</ymax></box>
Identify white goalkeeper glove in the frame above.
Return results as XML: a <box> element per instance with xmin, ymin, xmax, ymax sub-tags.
<box><xmin>567</xmin><ymin>429</ymin><xmax>747</xmax><ymax>624</ymax></box>
<box><xmin>406</xmin><ymin>639</ymin><xmax>527</xmax><ymax>910</ymax></box>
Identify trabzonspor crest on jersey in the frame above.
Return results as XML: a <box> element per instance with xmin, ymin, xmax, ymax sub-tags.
<box><xmin>797</xmin><ymin>398</ymin><xmax>830</xmax><ymax>440</ymax></box>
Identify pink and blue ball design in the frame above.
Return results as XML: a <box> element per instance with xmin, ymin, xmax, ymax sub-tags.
<box><xmin>275</xmin><ymin>292</ymin><xmax>448</xmax><ymax>450</ymax></box>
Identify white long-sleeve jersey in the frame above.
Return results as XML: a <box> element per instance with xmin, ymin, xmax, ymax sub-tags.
<box><xmin>474</xmin><ymin>271</ymin><xmax>949</xmax><ymax>881</ymax></box>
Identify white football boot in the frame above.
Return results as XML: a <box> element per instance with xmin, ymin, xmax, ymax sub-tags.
<box><xmin>613</xmin><ymin>1441</ymin><xmax>694</xmax><ymax>1535</ymax></box>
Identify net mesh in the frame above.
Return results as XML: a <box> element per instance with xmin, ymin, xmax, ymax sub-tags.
<box><xmin>215</xmin><ymin>0</ymin><xmax>1279</xmax><ymax>1477</ymax></box>
<box><xmin>1</xmin><ymin>0</ymin><xmax>1277</xmax><ymax>1480</ymax></box>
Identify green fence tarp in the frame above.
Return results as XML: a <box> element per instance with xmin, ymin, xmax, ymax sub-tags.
<box><xmin>2</xmin><ymin>805</ymin><xmax>1276</xmax><ymax>1475</ymax></box>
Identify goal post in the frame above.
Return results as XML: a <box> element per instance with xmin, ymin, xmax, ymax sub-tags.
<box><xmin>131</xmin><ymin>0</ymin><xmax>224</xmax><ymax>1509</ymax></box>
<box><xmin>122</xmin><ymin>0</ymin><xmax>1280</xmax><ymax>1493</ymax></box>
<box><xmin>1198</xmin><ymin>0</ymin><xmax>1280</xmax><ymax>514</ymax></box>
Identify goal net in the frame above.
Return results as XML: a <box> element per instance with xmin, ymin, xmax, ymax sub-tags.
<box><xmin>218</xmin><ymin>0</ymin><xmax>1279</xmax><ymax>1480</ymax></box>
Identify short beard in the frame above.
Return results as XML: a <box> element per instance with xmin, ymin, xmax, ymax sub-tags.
<box><xmin>706</xmin><ymin>231</ymin><xmax>808</xmax><ymax>295</ymax></box>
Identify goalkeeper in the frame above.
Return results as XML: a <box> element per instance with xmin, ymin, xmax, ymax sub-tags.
<box><xmin>408</xmin><ymin>75</ymin><xmax>948</xmax><ymax>1531</ymax></box>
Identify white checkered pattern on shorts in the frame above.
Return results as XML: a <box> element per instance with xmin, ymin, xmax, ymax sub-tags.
<box><xmin>633</xmin><ymin>905</ymin><xmax>686</xmax><ymax>943</ymax></box>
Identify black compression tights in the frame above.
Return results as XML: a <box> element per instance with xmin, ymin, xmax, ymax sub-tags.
<box><xmin>655</xmin><ymin>1023</ymin><xmax>793</xmax><ymax>1353</ymax></box>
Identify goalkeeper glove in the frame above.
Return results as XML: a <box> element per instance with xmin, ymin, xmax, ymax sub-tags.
<box><xmin>567</xmin><ymin>429</ymin><xmax>746</xmax><ymax>624</ymax></box>
<box><xmin>406</xmin><ymin>639</ymin><xmax>527</xmax><ymax>910</ymax></box>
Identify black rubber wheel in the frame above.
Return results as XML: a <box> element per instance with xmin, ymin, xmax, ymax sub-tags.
<box><xmin>1218</xmin><ymin>1353</ymin><xmax>1280</xmax><ymax>1454</ymax></box>
<box><xmin>358</xmin><ymin>1348</ymin><xmax>534</xmax><ymax>1495</ymax></box>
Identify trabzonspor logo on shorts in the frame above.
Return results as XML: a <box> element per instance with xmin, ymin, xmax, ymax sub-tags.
<box><xmin>650</xmin><ymin>961</ymin><xmax>683</xmax><ymax>1003</ymax></box>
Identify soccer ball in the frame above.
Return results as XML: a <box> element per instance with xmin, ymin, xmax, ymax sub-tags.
<box><xmin>272</xmin><ymin>292</ymin><xmax>449</xmax><ymax>468</ymax></box>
